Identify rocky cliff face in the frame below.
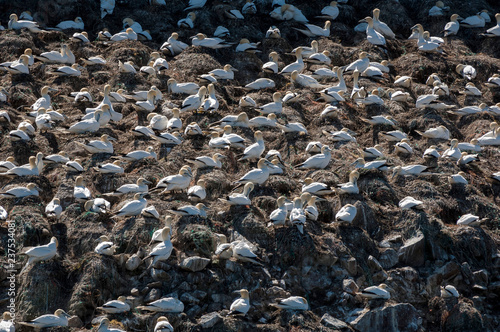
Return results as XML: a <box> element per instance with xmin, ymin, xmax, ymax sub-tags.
<box><xmin>0</xmin><ymin>0</ymin><xmax>500</xmax><ymax>331</ymax></box>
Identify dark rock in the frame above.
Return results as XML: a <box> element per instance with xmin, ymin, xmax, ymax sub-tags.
<box><xmin>398</xmin><ymin>232</ymin><xmax>425</xmax><ymax>267</ymax></box>
<box><xmin>68</xmin><ymin>316</ymin><xmax>83</xmax><ymax>328</ymax></box>
<box><xmin>179</xmin><ymin>256</ymin><xmax>211</xmax><ymax>272</ymax></box>
<box><xmin>379</xmin><ymin>248</ymin><xmax>399</xmax><ymax>269</ymax></box>
<box><xmin>144</xmin><ymin>288</ymin><xmax>161</xmax><ymax>303</ymax></box>
<box><xmin>321</xmin><ymin>313</ymin><xmax>352</xmax><ymax>330</ymax></box>
<box><xmin>368</xmin><ymin>255</ymin><xmax>383</xmax><ymax>272</ymax></box>
<box><xmin>199</xmin><ymin>312</ymin><xmax>222</xmax><ymax>329</ymax></box>
<box><xmin>443</xmin><ymin>301</ymin><xmax>484</xmax><ymax>332</ymax></box>
<box><xmin>350</xmin><ymin>303</ymin><xmax>422</xmax><ymax>332</ymax></box>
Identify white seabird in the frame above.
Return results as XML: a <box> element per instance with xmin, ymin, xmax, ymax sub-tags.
<box><xmin>168</xmin><ymin>203</ymin><xmax>208</xmax><ymax>218</ymax></box>
<box><xmin>302</xmin><ymin>178</ymin><xmax>334</xmax><ymax>196</ymax></box>
<box><xmin>444</xmin><ymin>14</ymin><xmax>462</xmax><ymax>36</ymax></box>
<box><xmin>21</xmin><ymin>237</ymin><xmax>58</xmax><ymax>272</ymax></box>
<box><xmin>296</xmin><ymin>145</ymin><xmax>332</xmax><ymax>169</ymax></box>
<box><xmin>76</xmin><ymin>134</ymin><xmax>115</xmax><ymax>154</ymax></box>
<box><xmin>74</xmin><ymin>176</ymin><xmax>91</xmax><ymax>202</ymax></box>
<box><xmin>137</xmin><ymin>297</ymin><xmax>184</xmax><ymax>313</ymax></box>
<box><xmin>161</xmin><ymin>32</ymin><xmax>189</xmax><ymax>55</ymax></box>
<box><xmin>191</xmin><ymin>33</ymin><xmax>232</xmax><ymax>49</ymax></box>
<box><xmin>244</xmin><ymin>78</ymin><xmax>275</xmax><ymax>90</ymax></box>
<box><xmin>97</xmin><ymin>296</ymin><xmax>131</xmax><ymax>313</ymax></box>
<box><xmin>19</xmin><ymin>309</ymin><xmax>70</xmax><ymax>328</ymax></box>
<box><xmin>154</xmin><ymin>316</ymin><xmax>174</xmax><ymax>332</ymax></box>
<box><xmin>258</xmin><ymin>92</ymin><xmax>282</xmax><ymax>114</ymax></box>
<box><xmin>188</xmin><ymin>179</ymin><xmax>207</xmax><ymax>202</ymax></box>
<box><xmin>186</xmin><ymin>153</ymin><xmax>225</xmax><ymax>168</ymax></box>
<box><xmin>290</xmin><ymin>197</ymin><xmax>307</xmax><ymax>233</ymax></box>
<box><xmin>441</xmin><ymin>285</ymin><xmax>459</xmax><ymax>298</ymax></box>
<box><xmin>94</xmin><ymin>235</ymin><xmax>116</xmax><ymax>256</ymax></box>
<box><xmin>357</xmin><ymin>284</ymin><xmax>393</xmax><ymax>299</ymax></box>
<box><xmin>335</xmin><ymin>170</ymin><xmax>360</xmax><ymax>194</ymax></box>
<box><xmin>449</xmin><ymin>172</ymin><xmax>468</xmax><ymax>185</ymax></box>
<box><xmin>335</xmin><ymin>204</ymin><xmax>357</xmax><ymax>224</ymax></box>
<box><xmin>46</xmin><ymin>198</ymin><xmax>63</xmax><ymax>219</ymax></box>
<box><xmin>269</xmin><ymin>196</ymin><xmax>289</xmax><ymax>227</ymax></box>
<box><xmin>220</xmin><ymin>182</ymin><xmax>254</xmax><ymax>205</ymax></box>
<box><xmin>1</xmin><ymin>183</ymin><xmax>39</xmax><ymax>198</ymax></box>
<box><xmin>416</xmin><ymin>125</ymin><xmax>450</xmax><ymax>140</ymax></box>
<box><xmin>104</xmin><ymin>178</ymin><xmax>151</xmax><ymax>196</ymax></box>
<box><xmin>238</xmin><ymin>131</ymin><xmax>265</xmax><ymax>161</ymax></box>
<box><xmin>143</xmin><ymin>227</ymin><xmax>173</xmax><ymax>267</ymax></box>
<box><xmin>114</xmin><ymin>193</ymin><xmax>147</xmax><ymax>217</ymax></box>
<box><xmin>229</xmin><ymin>289</ymin><xmax>251</xmax><ymax>315</ymax></box>
<box><xmin>399</xmin><ymin>196</ymin><xmax>424</xmax><ymax>210</ymax></box>
<box><xmin>156</xmin><ymin>167</ymin><xmax>192</xmax><ymax>193</ymax></box>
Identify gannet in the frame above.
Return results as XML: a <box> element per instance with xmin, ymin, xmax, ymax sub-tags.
<box><xmin>122</xmin><ymin>147</ymin><xmax>158</xmax><ymax>162</ymax></box>
<box><xmin>392</xmin><ymin>165</ymin><xmax>430</xmax><ymax>178</ymax></box>
<box><xmin>458</xmin><ymin>139</ymin><xmax>481</xmax><ymax>152</ymax></box>
<box><xmin>269</xmin><ymin>196</ymin><xmax>289</xmax><ymax>227</ymax></box>
<box><xmin>429</xmin><ymin>1</ymin><xmax>449</xmax><ymax>16</ymax></box>
<box><xmin>160</xmin><ymin>33</ymin><xmax>187</xmax><ymax>56</ymax></box>
<box><xmin>278</xmin><ymin>122</ymin><xmax>307</xmax><ymax>134</ymax></box>
<box><xmin>136</xmin><ymin>90</ymin><xmax>158</xmax><ymax>112</ymax></box>
<box><xmin>457</xmin><ymin>152</ymin><xmax>479</xmax><ymax>165</ymax></box>
<box><xmin>416</xmin><ymin>125</ymin><xmax>450</xmax><ymax>140</ymax></box>
<box><xmin>71</xmin><ymin>31</ymin><xmax>89</xmax><ymax>43</ymax></box>
<box><xmin>244</xmin><ymin>78</ymin><xmax>275</xmax><ymax>90</ymax></box>
<box><xmin>21</xmin><ymin>236</ymin><xmax>58</xmax><ymax>272</ymax></box>
<box><xmin>266</xmin><ymin>26</ymin><xmax>281</xmax><ymax>38</ymax></box>
<box><xmin>48</xmin><ymin>63</ymin><xmax>81</xmax><ymax>77</ymax></box>
<box><xmin>291</xmin><ymin>40</ymin><xmax>319</xmax><ymax>58</ymax></box>
<box><xmin>208</xmin><ymin>132</ymin><xmax>231</xmax><ymax>149</ymax></box>
<box><xmin>459</xmin><ymin>83</ymin><xmax>482</xmax><ymax>96</ymax></box>
<box><xmin>0</xmin><ymin>157</ymin><xmax>16</xmax><ymax>172</ymax></box>
<box><xmin>0</xmin><ymin>156</ymin><xmax>38</xmax><ymax>177</ymax></box>
<box><xmin>146</xmin><ymin>113</ymin><xmax>167</xmax><ymax>131</ymax></box>
<box><xmin>441</xmin><ymin>285</ymin><xmax>459</xmax><ymax>298</ymax></box>
<box><xmin>335</xmin><ymin>170</ymin><xmax>360</xmax><ymax>194</ymax></box>
<box><xmin>19</xmin><ymin>11</ymin><xmax>33</xmax><ymax>20</ymax></box>
<box><xmin>55</xmin><ymin>16</ymin><xmax>83</xmax><ymax>30</ymax></box>
<box><xmin>74</xmin><ymin>176</ymin><xmax>91</xmax><ymax>202</ymax></box>
<box><xmin>220</xmin><ymin>182</ymin><xmax>254</xmax><ymax>205</ymax></box>
<box><xmin>143</xmin><ymin>227</ymin><xmax>173</xmax><ymax>268</ymax></box>
<box><xmin>456</xmin><ymin>64</ymin><xmax>476</xmax><ymax>80</ymax></box>
<box><xmin>191</xmin><ymin>33</ymin><xmax>232</xmax><ymax>49</ymax></box>
<box><xmin>352</xmin><ymin>158</ymin><xmax>389</xmax><ymax>170</ymax></box>
<box><xmin>84</xmin><ymin>198</ymin><xmax>111</xmax><ymax>214</ymax></box>
<box><xmin>280</xmin><ymin>47</ymin><xmax>304</xmax><ymax>75</ymax></box>
<box><xmin>312</xmin><ymin>66</ymin><xmax>337</xmax><ymax>80</ymax></box>
<box><xmin>361</xmin><ymin>145</ymin><xmax>384</xmax><ymax>159</ymax></box>
<box><xmin>222</xmin><ymin>126</ymin><xmax>246</xmax><ymax>148</ymax></box>
<box><xmin>349</xmin><ymin>70</ymin><xmax>364</xmax><ymax>100</ymax></box>
<box><xmin>432</xmin><ymin>81</ymin><xmax>449</xmax><ymax>96</ymax></box>
<box><xmin>316</xmin><ymin>1</ymin><xmax>339</xmax><ymax>20</ymax></box>
<box><xmin>31</xmin><ymin>86</ymin><xmax>56</xmax><ymax>110</ymax></box>
<box><xmin>168</xmin><ymin>203</ymin><xmax>208</xmax><ymax>217</ymax></box>
<box><xmin>2</xmin><ymin>54</ymin><xmax>29</xmax><ymax>74</ymax></box>
<box><xmin>358</xmin><ymin>284</ymin><xmax>393</xmax><ymax>299</ymax></box>
<box><xmin>76</xmin><ymin>134</ymin><xmax>115</xmax><ymax>154</ymax></box>
<box><xmin>485</xmin><ymin>74</ymin><xmax>500</xmax><ymax>88</ymax></box>
<box><xmin>490</xmin><ymin>172</ymin><xmax>500</xmax><ymax>184</ymax></box>
<box><xmin>262</xmin><ymin>52</ymin><xmax>279</xmax><ymax>74</ymax></box>
<box><xmin>137</xmin><ymin>297</ymin><xmax>184</xmax><ymax>313</ymax></box>
<box><xmin>241</xmin><ymin>0</ymin><xmax>257</xmax><ymax>14</ymax></box>
<box><xmin>225</xmin><ymin>9</ymin><xmax>245</xmax><ymax>19</ymax></box>
<box><xmin>64</xmin><ymin>159</ymin><xmax>84</xmax><ymax>172</ymax></box>
<box><xmin>305</xmin><ymin>141</ymin><xmax>323</xmax><ymax>154</ymax></box>
<box><xmin>187</xmin><ymin>179</ymin><xmax>207</xmax><ymax>202</ymax></box>
<box><xmin>94</xmin><ymin>235</ymin><xmax>116</xmax><ymax>255</ymax></box>
<box><xmin>236</xmin><ymin>39</ymin><xmax>260</xmax><ymax>53</ymax></box>
<box><xmin>294</xmin><ymin>20</ymin><xmax>331</xmax><ymax>37</ymax></box>
<box><xmin>449</xmin><ymin>171</ymin><xmax>468</xmax><ymax>185</ymax></box>
<box><xmin>306</xmin><ymin>50</ymin><xmax>331</xmax><ymax>65</ymax></box>
<box><xmin>371</xmin><ymin>8</ymin><xmax>395</xmax><ymax>38</ymax></box>
<box><xmin>477</xmin><ymin>126</ymin><xmax>500</xmax><ymax>145</ymax></box>
<box><xmin>358</xmin><ymin>89</ymin><xmax>384</xmax><ymax>106</ymax></box>
<box><xmin>444</xmin><ymin>14</ymin><xmax>462</xmax><ymax>36</ymax></box>
<box><xmin>481</xmin><ymin>13</ymin><xmax>500</xmax><ymax>37</ymax></box>
<box><xmin>118</xmin><ymin>60</ymin><xmax>137</xmax><ymax>74</ymax></box>
<box><xmin>19</xmin><ymin>309</ymin><xmax>70</xmax><ymax>328</ymax></box>
<box><xmin>111</xmin><ymin>28</ymin><xmax>137</xmax><ymax>41</ymax></box>
<box><xmin>8</xmin><ymin>13</ymin><xmax>41</xmax><ymax>32</ymax></box>
<box><xmin>94</xmin><ymin>160</ymin><xmax>125</xmax><ymax>174</ymax></box>
<box><xmin>290</xmin><ymin>197</ymin><xmax>306</xmax><ymax>233</ymax></box>
<box><xmin>68</xmin><ymin>109</ymin><xmax>102</xmax><ymax>133</ymax></box>
<box><xmin>302</xmin><ymin>178</ymin><xmax>334</xmax><ymax>195</ymax></box>
<box><xmin>418</xmin><ymin>31</ymin><xmax>443</xmax><ymax>53</ymax></box>
<box><xmin>9</xmin><ymin>126</ymin><xmax>31</xmax><ymax>141</ymax></box>
<box><xmin>97</xmin><ymin>296</ymin><xmax>130</xmax><ymax>314</ymax></box>
<box><xmin>184</xmin><ymin>122</ymin><xmax>203</xmax><ymax>136</ymax></box>
<box><xmin>184</xmin><ymin>0</ymin><xmax>206</xmax><ymax>10</ymax></box>
<box><xmin>45</xmin><ymin>198</ymin><xmax>62</xmax><ymax>219</ymax></box>
<box><xmin>416</xmin><ymin>94</ymin><xmax>453</xmax><ymax>109</ymax></box>
<box><xmin>154</xmin><ymin>316</ymin><xmax>174</xmax><ymax>332</ymax></box>
<box><xmin>291</xmin><ymin>71</ymin><xmax>324</xmax><ymax>90</ymax></box>
<box><xmin>186</xmin><ymin>153</ymin><xmax>225</xmax><ymax>168</ymax></box>
<box><xmin>167</xmin><ymin>78</ymin><xmax>199</xmax><ymax>95</ymax></box>
<box><xmin>335</xmin><ymin>204</ymin><xmax>357</xmax><ymax>224</ymax></box>
<box><xmin>399</xmin><ymin>196</ymin><xmax>424</xmax><ymax>210</ymax></box>
<box><xmin>345</xmin><ymin>52</ymin><xmax>370</xmax><ymax>73</ymax></box>
<box><xmin>249</xmin><ymin>113</ymin><xmax>277</xmax><ymax>128</ymax></box>
<box><xmin>156</xmin><ymin>167</ymin><xmax>192</xmax><ymax>193</ymax></box>
<box><xmin>150</xmin><ymin>219</ymin><xmax>173</xmax><ymax>245</ymax></box>
<box><xmin>201</xmin><ymin>84</ymin><xmax>219</xmax><ymax>113</ymax></box>
<box><xmin>258</xmin><ymin>92</ymin><xmax>283</xmax><ymax>115</ymax></box>
<box><xmin>18</xmin><ymin>120</ymin><xmax>35</xmax><ymax>134</ymax></box>
<box><xmin>179</xmin><ymin>86</ymin><xmax>204</xmax><ymax>112</ymax></box>
<box><xmin>442</xmin><ymin>139</ymin><xmax>462</xmax><ymax>160</ymax></box>
<box><xmin>1</xmin><ymin>183</ymin><xmax>39</xmax><ymax>198</ymax></box>
<box><xmin>210</xmin><ymin>64</ymin><xmax>237</xmax><ymax>80</ymax></box>
<box><xmin>238</xmin><ymin>131</ymin><xmax>265</xmax><ymax>161</ymax></box>
<box><xmin>412</xmin><ymin>24</ymin><xmax>444</xmax><ymax>44</ymax></box>
<box><xmin>167</xmin><ymin>108</ymin><xmax>182</xmax><ymax>131</ymax></box>
<box><xmin>304</xmin><ymin>194</ymin><xmax>324</xmax><ymax>221</ymax></box>
<box><xmin>395</xmin><ymin>139</ymin><xmax>413</xmax><ymax>154</ymax></box>
<box><xmin>71</xmin><ymin>88</ymin><xmax>93</xmax><ymax>102</ymax></box>
<box><xmin>457</xmin><ymin>213</ymin><xmax>486</xmax><ymax>226</ymax></box>
<box><xmin>97</xmin><ymin>28</ymin><xmax>112</xmax><ymax>40</ymax></box>
<box><xmin>296</xmin><ymin>145</ymin><xmax>332</xmax><ymax>169</ymax></box>
<box><xmin>233</xmin><ymin>241</ymin><xmax>262</xmax><ymax>264</ymax></box>
<box><xmin>113</xmin><ymin>193</ymin><xmax>147</xmax><ymax>217</ymax></box>
<box><xmin>363</xmin><ymin>17</ymin><xmax>386</xmax><ymax>45</ymax></box>
<box><xmin>323</xmin><ymin>128</ymin><xmax>356</xmax><ymax>142</ymax></box>
<box><xmin>0</xmin><ymin>312</ymin><xmax>14</xmax><ymax>332</ymax></box>
<box><xmin>229</xmin><ymin>289</ymin><xmax>251</xmax><ymax>315</ymax></box>
<box><xmin>178</xmin><ymin>12</ymin><xmax>196</xmax><ymax>28</ymax></box>
<box><xmin>460</xmin><ymin>13</ymin><xmax>485</xmax><ymax>28</ymax></box>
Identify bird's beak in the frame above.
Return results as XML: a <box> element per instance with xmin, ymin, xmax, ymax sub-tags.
<box><xmin>143</xmin><ymin>180</ymin><xmax>152</xmax><ymax>185</ymax></box>
<box><xmin>219</xmin><ymin>155</ymin><xmax>227</xmax><ymax>159</ymax></box>
<box><xmin>358</xmin><ymin>18</ymin><xmax>367</xmax><ymax>23</ymax></box>
<box><xmin>48</xmin><ymin>87</ymin><xmax>58</xmax><ymax>92</ymax></box>
<box><xmin>391</xmin><ymin>172</ymin><xmax>397</xmax><ymax>179</ymax></box>
<box><xmin>189</xmin><ymin>35</ymin><xmax>197</xmax><ymax>39</ymax></box>
<box><xmin>232</xmin><ymin>290</ymin><xmax>241</xmax><ymax>294</ymax></box>
<box><xmin>232</xmin><ymin>68</ymin><xmax>239</xmax><ymax>72</ymax></box>
<box><xmin>316</xmin><ymin>198</ymin><xmax>327</xmax><ymax>202</ymax></box>
<box><xmin>108</xmin><ymin>137</ymin><xmax>117</xmax><ymax>141</ymax></box>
